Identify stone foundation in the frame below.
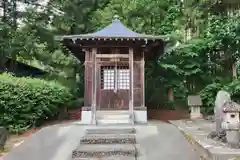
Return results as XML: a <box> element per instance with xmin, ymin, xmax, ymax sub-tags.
<box><xmin>81</xmin><ymin>111</ymin><xmax>92</xmax><ymax>124</ymax></box>
<box><xmin>81</xmin><ymin>106</ymin><xmax>147</xmax><ymax>124</ymax></box>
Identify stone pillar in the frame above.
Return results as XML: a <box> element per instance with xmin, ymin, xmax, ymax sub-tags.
<box><xmin>190</xmin><ymin>106</ymin><xmax>202</xmax><ymax>119</ymax></box>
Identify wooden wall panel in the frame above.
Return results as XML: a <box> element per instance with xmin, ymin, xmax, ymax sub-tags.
<box><xmin>98</xmin><ymin>90</ymin><xmax>129</xmax><ymax>110</ymax></box>
<box><xmin>134</xmin><ymin>88</ymin><xmax>142</xmax><ymax>106</ymax></box>
<box><xmin>134</xmin><ymin>48</ymin><xmax>143</xmax><ymax>61</ymax></box>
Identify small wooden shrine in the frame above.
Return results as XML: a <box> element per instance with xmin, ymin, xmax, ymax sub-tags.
<box><xmin>56</xmin><ymin>15</ymin><xmax>167</xmax><ymax>124</ymax></box>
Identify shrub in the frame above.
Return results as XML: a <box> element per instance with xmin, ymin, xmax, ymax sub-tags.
<box><xmin>0</xmin><ymin>73</ymin><xmax>73</xmax><ymax>133</ymax></box>
<box><xmin>66</xmin><ymin>98</ymin><xmax>84</xmax><ymax>110</ymax></box>
<box><xmin>199</xmin><ymin>82</ymin><xmax>223</xmax><ymax>115</ymax></box>
<box><xmin>200</xmin><ymin>80</ymin><xmax>240</xmax><ymax>115</ymax></box>
<box><xmin>224</xmin><ymin>80</ymin><xmax>240</xmax><ymax>103</ymax></box>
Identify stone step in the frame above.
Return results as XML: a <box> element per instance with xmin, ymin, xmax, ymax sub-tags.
<box><xmin>86</xmin><ymin>128</ymin><xmax>136</xmax><ymax>134</ymax></box>
<box><xmin>72</xmin><ymin>144</ymin><xmax>136</xmax><ymax>158</ymax></box>
<box><xmin>73</xmin><ymin>156</ymin><xmax>136</xmax><ymax>160</ymax></box>
<box><xmin>97</xmin><ymin>114</ymin><xmax>130</xmax><ymax>120</ymax></box>
<box><xmin>96</xmin><ymin>111</ymin><xmax>130</xmax><ymax>116</ymax></box>
<box><xmin>80</xmin><ymin>134</ymin><xmax>136</xmax><ymax>144</ymax></box>
<box><xmin>97</xmin><ymin>119</ymin><xmax>131</xmax><ymax>125</ymax></box>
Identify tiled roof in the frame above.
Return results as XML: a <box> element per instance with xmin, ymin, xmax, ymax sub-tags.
<box><xmin>56</xmin><ymin>15</ymin><xmax>166</xmax><ymax>41</ymax></box>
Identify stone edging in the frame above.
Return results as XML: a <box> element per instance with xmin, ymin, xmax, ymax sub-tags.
<box><xmin>179</xmin><ymin>128</ymin><xmax>212</xmax><ymax>160</ymax></box>
<box><xmin>169</xmin><ymin>120</ymin><xmax>240</xmax><ymax>160</ymax></box>
<box><xmin>169</xmin><ymin>121</ymin><xmax>212</xmax><ymax>160</ymax></box>
<box><xmin>0</xmin><ymin>140</ymin><xmax>25</xmax><ymax>160</ymax></box>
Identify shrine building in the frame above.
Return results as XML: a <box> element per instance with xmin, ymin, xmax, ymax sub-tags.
<box><xmin>56</xmin><ymin>15</ymin><xmax>167</xmax><ymax>124</ymax></box>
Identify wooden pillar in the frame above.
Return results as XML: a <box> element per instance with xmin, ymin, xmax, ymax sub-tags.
<box><xmin>129</xmin><ymin>48</ymin><xmax>134</xmax><ymax>124</ymax></box>
<box><xmin>141</xmin><ymin>52</ymin><xmax>145</xmax><ymax>107</ymax></box>
<box><xmin>84</xmin><ymin>49</ymin><xmax>91</xmax><ymax>107</ymax></box>
<box><xmin>91</xmin><ymin>48</ymin><xmax>97</xmax><ymax>124</ymax></box>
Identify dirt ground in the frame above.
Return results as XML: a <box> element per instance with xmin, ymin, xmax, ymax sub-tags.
<box><xmin>0</xmin><ymin>135</ymin><xmax>27</xmax><ymax>157</ymax></box>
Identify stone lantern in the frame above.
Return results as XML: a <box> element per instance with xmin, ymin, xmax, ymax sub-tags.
<box><xmin>222</xmin><ymin>101</ymin><xmax>240</xmax><ymax>148</ymax></box>
<box><xmin>187</xmin><ymin>95</ymin><xmax>202</xmax><ymax>119</ymax></box>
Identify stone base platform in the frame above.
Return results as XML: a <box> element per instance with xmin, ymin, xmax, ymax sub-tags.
<box><xmin>170</xmin><ymin>119</ymin><xmax>240</xmax><ymax>160</ymax></box>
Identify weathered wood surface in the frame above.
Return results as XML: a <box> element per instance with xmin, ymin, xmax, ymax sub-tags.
<box><xmin>84</xmin><ymin>47</ymin><xmax>144</xmax><ymax>110</ymax></box>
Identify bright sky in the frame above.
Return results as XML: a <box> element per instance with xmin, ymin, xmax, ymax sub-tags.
<box><xmin>17</xmin><ymin>0</ymin><xmax>49</xmax><ymax>12</ymax></box>
<box><xmin>0</xmin><ymin>0</ymin><xmax>49</xmax><ymax>17</ymax></box>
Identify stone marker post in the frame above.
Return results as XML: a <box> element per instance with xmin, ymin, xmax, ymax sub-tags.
<box><xmin>187</xmin><ymin>95</ymin><xmax>202</xmax><ymax>119</ymax></box>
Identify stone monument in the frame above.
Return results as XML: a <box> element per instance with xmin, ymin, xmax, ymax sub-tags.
<box><xmin>215</xmin><ymin>90</ymin><xmax>231</xmax><ymax>134</ymax></box>
<box><xmin>208</xmin><ymin>90</ymin><xmax>231</xmax><ymax>142</ymax></box>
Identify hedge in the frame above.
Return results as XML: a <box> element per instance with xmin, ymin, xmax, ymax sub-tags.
<box><xmin>200</xmin><ymin>80</ymin><xmax>240</xmax><ymax>115</ymax></box>
<box><xmin>0</xmin><ymin>73</ymin><xmax>73</xmax><ymax>133</ymax></box>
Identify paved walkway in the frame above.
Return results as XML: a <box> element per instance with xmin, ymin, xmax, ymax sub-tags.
<box><xmin>4</xmin><ymin>121</ymin><xmax>200</xmax><ymax>160</ymax></box>
<box><xmin>136</xmin><ymin>121</ymin><xmax>199</xmax><ymax>160</ymax></box>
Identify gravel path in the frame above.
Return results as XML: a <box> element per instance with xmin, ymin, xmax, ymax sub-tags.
<box><xmin>3</xmin><ymin>121</ymin><xmax>200</xmax><ymax>160</ymax></box>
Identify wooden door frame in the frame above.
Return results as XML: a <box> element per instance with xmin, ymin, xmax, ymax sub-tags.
<box><xmin>96</xmin><ymin>55</ymin><xmax>130</xmax><ymax>111</ymax></box>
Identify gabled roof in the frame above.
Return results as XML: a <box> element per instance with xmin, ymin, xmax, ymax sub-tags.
<box><xmin>55</xmin><ymin>15</ymin><xmax>166</xmax><ymax>41</ymax></box>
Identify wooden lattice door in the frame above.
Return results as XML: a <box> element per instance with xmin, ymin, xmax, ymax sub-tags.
<box><xmin>97</xmin><ymin>63</ymin><xmax>130</xmax><ymax>110</ymax></box>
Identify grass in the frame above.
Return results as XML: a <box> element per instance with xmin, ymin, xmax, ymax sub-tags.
<box><xmin>183</xmin><ymin>133</ymin><xmax>195</xmax><ymax>144</ymax></box>
<box><xmin>0</xmin><ymin>148</ymin><xmax>10</xmax><ymax>157</ymax></box>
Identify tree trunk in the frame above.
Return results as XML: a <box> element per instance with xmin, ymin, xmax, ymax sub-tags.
<box><xmin>0</xmin><ymin>56</ymin><xmax>6</xmax><ymax>73</ymax></box>
<box><xmin>232</xmin><ymin>61</ymin><xmax>237</xmax><ymax>78</ymax></box>
<box><xmin>168</xmin><ymin>88</ymin><xmax>174</xmax><ymax>101</ymax></box>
